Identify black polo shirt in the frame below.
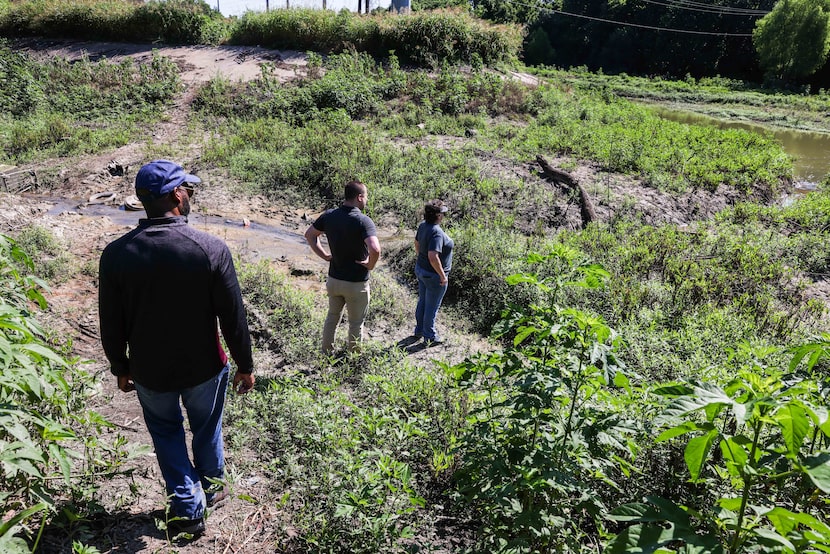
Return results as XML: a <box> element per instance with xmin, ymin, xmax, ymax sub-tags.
<box><xmin>312</xmin><ymin>205</ymin><xmax>377</xmax><ymax>282</ymax></box>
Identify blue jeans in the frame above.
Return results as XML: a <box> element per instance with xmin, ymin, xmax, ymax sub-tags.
<box><xmin>135</xmin><ymin>364</ymin><xmax>229</xmax><ymax>520</ymax></box>
<box><xmin>414</xmin><ymin>264</ymin><xmax>448</xmax><ymax>341</ymax></box>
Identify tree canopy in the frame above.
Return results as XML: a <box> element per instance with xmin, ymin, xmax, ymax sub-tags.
<box><xmin>753</xmin><ymin>0</ymin><xmax>830</xmax><ymax>81</ymax></box>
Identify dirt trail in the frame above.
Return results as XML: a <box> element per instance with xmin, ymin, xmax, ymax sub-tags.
<box><xmin>2</xmin><ymin>40</ymin><xmax>489</xmax><ymax>553</ymax></box>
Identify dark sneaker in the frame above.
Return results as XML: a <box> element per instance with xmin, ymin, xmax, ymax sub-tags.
<box><xmin>167</xmin><ymin>516</ymin><xmax>205</xmax><ymax>537</ymax></box>
<box><xmin>397</xmin><ymin>335</ymin><xmax>422</xmax><ymax>347</ymax></box>
<box><xmin>425</xmin><ymin>337</ymin><xmax>445</xmax><ymax>347</ymax></box>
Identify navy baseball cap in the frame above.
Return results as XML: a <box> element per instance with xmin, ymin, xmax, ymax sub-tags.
<box><xmin>135</xmin><ymin>160</ymin><xmax>200</xmax><ymax>198</ymax></box>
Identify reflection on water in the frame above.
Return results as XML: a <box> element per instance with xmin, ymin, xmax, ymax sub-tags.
<box><xmin>651</xmin><ymin>107</ymin><xmax>830</xmax><ymax>183</ymax></box>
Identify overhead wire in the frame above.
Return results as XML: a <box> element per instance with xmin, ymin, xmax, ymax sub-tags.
<box><xmin>536</xmin><ymin>5</ymin><xmax>756</xmax><ymax>35</ymax></box>
<box><xmin>637</xmin><ymin>0</ymin><xmax>768</xmax><ymax>16</ymax></box>
<box><xmin>666</xmin><ymin>0</ymin><xmax>768</xmax><ymax>14</ymax></box>
<box><xmin>497</xmin><ymin>0</ymin><xmax>762</xmax><ymax>36</ymax></box>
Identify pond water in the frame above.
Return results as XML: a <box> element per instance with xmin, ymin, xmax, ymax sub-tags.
<box><xmin>651</xmin><ymin>107</ymin><xmax>830</xmax><ymax>184</ymax></box>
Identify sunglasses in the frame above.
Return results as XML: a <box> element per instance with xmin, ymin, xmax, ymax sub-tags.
<box><xmin>180</xmin><ymin>184</ymin><xmax>196</xmax><ymax>197</ymax></box>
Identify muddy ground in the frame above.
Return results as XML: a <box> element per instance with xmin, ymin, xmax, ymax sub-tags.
<box><xmin>0</xmin><ymin>39</ymin><xmax>805</xmax><ymax>553</ymax></box>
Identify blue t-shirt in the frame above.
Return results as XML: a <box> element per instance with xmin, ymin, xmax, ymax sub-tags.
<box><xmin>416</xmin><ymin>221</ymin><xmax>454</xmax><ymax>274</ymax></box>
<box><xmin>313</xmin><ymin>205</ymin><xmax>377</xmax><ymax>282</ymax></box>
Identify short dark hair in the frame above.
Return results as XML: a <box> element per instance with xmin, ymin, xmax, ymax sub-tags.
<box><xmin>344</xmin><ymin>180</ymin><xmax>366</xmax><ymax>201</ymax></box>
<box><xmin>423</xmin><ymin>200</ymin><xmax>446</xmax><ymax>224</ymax></box>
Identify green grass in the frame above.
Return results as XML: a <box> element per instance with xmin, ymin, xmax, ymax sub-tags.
<box><xmin>0</xmin><ymin>45</ymin><xmax>179</xmax><ymax>163</ymax></box>
<box><xmin>531</xmin><ymin>66</ymin><xmax>830</xmax><ymax>134</ymax></box>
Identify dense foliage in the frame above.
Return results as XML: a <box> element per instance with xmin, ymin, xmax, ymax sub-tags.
<box><xmin>0</xmin><ymin>234</ymin><xmax>135</xmax><ymax>553</ymax></box>
<box><xmin>0</xmin><ymin>0</ymin><xmax>521</xmax><ymax>67</ymax></box>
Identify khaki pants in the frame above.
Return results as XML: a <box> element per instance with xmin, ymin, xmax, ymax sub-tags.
<box><xmin>323</xmin><ymin>276</ymin><xmax>370</xmax><ymax>354</ymax></box>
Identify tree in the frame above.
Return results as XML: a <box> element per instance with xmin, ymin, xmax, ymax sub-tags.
<box><xmin>753</xmin><ymin>0</ymin><xmax>830</xmax><ymax>82</ymax></box>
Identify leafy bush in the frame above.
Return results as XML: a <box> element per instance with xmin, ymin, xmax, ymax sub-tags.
<box><xmin>230</xmin><ymin>8</ymin><xmax>521</xmax><ymax>66</ymax></box>
<box><xmin>449</xmin><ymin>249</ymin><xmax>637</xmax><ymax>552</ymax></box>
<box><xmin>0</xmin><ymin>0</ymin><xmax>226</xmax><ymax>43</ymax></box>
<box><xmin>607</xmin><ymin>342</ymin><xmax>830</xmax><ymax>554</ymax></box>
<box><xmin>0</xmin><ymin>234</ymin><xmax>134</xmax><ymax>552</ymax></box>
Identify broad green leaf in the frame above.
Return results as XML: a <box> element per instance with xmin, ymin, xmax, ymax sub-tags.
<box><xmin>506</xmin><ymin>273</ymin><xmax>538</xmax><ymax>286</ymax></box>
<box><xmin>765</xmin><ymin>507</ymin><xmax>830</xmax><ymax>538</ymax></box>
<box><xmin>685</xmin><ymin>430</ymin><xmax>718</xmax><ymax>482</ymax></box>
<box><xmin>334</xmin><ymin>503</ymin><xmax>355</xmax><ymax>518</ymax></box>
<box><xmin>16</xmin><ymin>343</ymin><xmax>68</xmax><ymax>367</ymax></box>
<box><xmin>716</xmin><ymin>497</ymin><xmax>742</xmax><ymax>512</ymax></box>
<box><xmin>753</xmin><ymin>528</ymin><xmax>796</xmax><ymax>551</ymax></box>
<box><xmin>0</xmin><ymin>502</ymin><xmax>48</xmax><ymax>536</ymax></box>
<box><xmin>655</xmin><ymin>383</ymin><xmax>733</xmax><ymax>427</ymax></box>
<box><xmin>656</xmin><ymin>422</ymin><xmax>700</xmax><ymax>443</ymax></box>
<box><xmin>514</xmin><ymin>325</ymin><xmax>537</xmax><ymax>346</ymax></box>
<box><xmin>803</xmin><ymin>452</ymin><xmax>830</xmax><ymax>493</ymax></box>
<box><xmin>48</xmin><ymin>443</ymin><xmax>72</xmax><ymax>486</ymax></box>
<box><xmin>719</xmin><ymin>437</ymin><xmax>748</xmax><ymax>477</ymax></box>
<box><xmin>0</xmin><ymin>534</ymin><xmax>31</xmax><ymax>554</ymax></box>
<box><xmin>605</xmin><ymin>523</ymin><xmax>676</xmax><ymax>554</ymax></box>
<box><xmin>776</xmin><ymin>403</ymin><xmax>809</xmax><ymax>457</ymax></box>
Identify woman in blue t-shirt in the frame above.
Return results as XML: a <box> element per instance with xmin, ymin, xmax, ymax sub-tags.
<box><xmin>414</xmin><ymin>199</ymin><xmax>454</xmax><ymax>346</ymax></box>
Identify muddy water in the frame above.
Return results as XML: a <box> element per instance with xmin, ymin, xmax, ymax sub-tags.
<box><xmin>651</xmin><ymin>107</ymin><xmax>830</xmax><ymax>183</ymax></box>
<box><xmin>46</xmin><ymin>199</ymin><xmax>312</xmax><ymax>263</ymax></box>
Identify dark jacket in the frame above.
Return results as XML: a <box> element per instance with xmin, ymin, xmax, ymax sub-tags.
<box><xmin>99</xmin><ymin>216</ymin><xmax>253</xmax><ymax>391</ymax></box>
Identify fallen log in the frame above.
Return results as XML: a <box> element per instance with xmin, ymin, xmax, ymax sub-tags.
<box><xmin>536</xmin><ymin>155</ymin><xmax>596</xmax><ymax>228</ymax></box>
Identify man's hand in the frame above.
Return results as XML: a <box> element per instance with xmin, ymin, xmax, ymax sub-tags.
<box><xmin>118</xmin><ymin>375</ymin><xmax>135</xmax><ymax>393</ymax></box>
<box><xmin>233</xmin><ymin>372</ymin><xmax>255</xmax><ymax>394</ymax></box>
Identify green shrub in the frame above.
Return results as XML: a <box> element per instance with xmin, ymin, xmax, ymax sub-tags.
<box><xmin>229</xmin><ymin>7</ymin><xmax>520</xmax><ymax>66</ymax></box>
<box><xmin>0</xmin><ymin>234</ymin><xmax>136</xmax><ymax>551</ymax></box>
<box><xmin>0</xmin><ymin>46</ymin><xmax>178</xmax><ymax>162</ymax></box>
<box><xmin>0</xmin><ymin>0</ymin><xmax>223</xmax><ymax>43</ymax></box>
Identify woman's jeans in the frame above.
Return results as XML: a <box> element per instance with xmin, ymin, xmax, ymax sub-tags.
<box><xmin>415</xmin><ymin>264</ymin><xmax>448</xmax><ymax>341</ymax></box>
<box><xmin>135</xmin><ymin>364</ymin><xmax>229</xmax><ymax>520</ymax></box>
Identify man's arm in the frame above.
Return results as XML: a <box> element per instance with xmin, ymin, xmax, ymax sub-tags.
<box><xmin>358</xmin><ymin>235</ymin><xmax>381</xmax><ymax>270</ymax></box>
<box><xmin>212</xmin><ymin>244</ymin><xmax>255</xmax><ymax>396</ymax></box>
<box><xmin>98</xmin><ymin>252</ymin><xmax>132</xmax><ymax>390</ymax></box>
<box><xmin>305</xmin><ymin>225</ymin><xmax>332</xmax><ymax>262</ymax></box>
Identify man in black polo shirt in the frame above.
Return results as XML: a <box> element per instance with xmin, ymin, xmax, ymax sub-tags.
<box><xmin>98</xmin><ymin>160</ymin><xmax>255</xmax><ymax>537</ymax></box>
<box><xmin>305</xmin><ymin>180</ymin><xmax>381</xmax><ymax>354</ymax></box>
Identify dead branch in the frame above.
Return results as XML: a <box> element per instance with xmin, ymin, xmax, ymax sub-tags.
<box><xmin>536</xmin><ymin>155</ymin><xmax>596</xmax><ymax>228</ymax></box>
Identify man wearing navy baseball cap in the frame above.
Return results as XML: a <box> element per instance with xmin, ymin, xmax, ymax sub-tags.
<box><xmin>99</xmin><ymin>160</ymin><xmax>255</xmax><ymax>537</ymax></box>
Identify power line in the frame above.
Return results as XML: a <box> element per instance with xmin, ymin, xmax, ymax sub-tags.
<box><xmin>667</xmin><ymin>0</ymin><xmax>768</xmax><ymax>14</ymax></box>
<box><xmin>637</xmin><ymin>0</ymin><xmax>768</xmax><ymax>16</ymax></box>
<box><xmin>541</xmin><ymin>6</ymin><xmax>756</xmax><ymax>36</ymax></box>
